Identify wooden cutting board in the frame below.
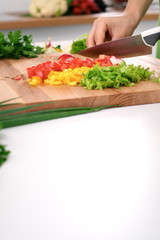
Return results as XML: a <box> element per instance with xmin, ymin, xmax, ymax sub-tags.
<box><xmin>0</xmin><ymin>53</ymin><xmax>160</xmax><ymax>111</ymax></box>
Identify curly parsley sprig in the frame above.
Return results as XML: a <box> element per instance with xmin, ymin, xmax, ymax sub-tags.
<box><xmin>0</xmin><ymin>144</ymin><xmax>10</xmax><ymax>167</ymax></box>
<box><xmin>0</xmin><ymin>30</ymin><xmax>43</xmax><ymax>59</ymax></box>
<box><xmin>0</xmin><ymin>122</ymin><xmax>10</xmax><ymax>167</ymax></box>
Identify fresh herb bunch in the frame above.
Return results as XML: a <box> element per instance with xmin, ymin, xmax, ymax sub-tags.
<box><xmin>0</xmin><ymin>144</ymin><xmax>10</xmax><ymax>167</ymax></box>
<box><xmin>80</xmin><ymin>62</ymin><xmax>158</xmax><ymax>90</ymax></box>
<box><xmin>0</xmin><ymin>30</ymin><xmax>43</xmax><ymax>59</ymax></box>
<box><xmin>70</xmin><ymin>34</ymin><xmax>88</xmax><ymax>53</ymax></box>
<box><xmin>0</xmin><ymin>122</ymin><xmax>10</xmax><ymax>167</ymax></box>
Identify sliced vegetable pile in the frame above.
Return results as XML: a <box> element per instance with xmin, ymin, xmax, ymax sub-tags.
<box><xmin>80</xmin><ymin>62</ymin><xmax>156</xmax><ymax>90</ymax></box>
<box><xmin>0</xmin><ymin>30</ymin><xmax>43</xmax><ymax>59</ymax></box>
<box><xmin>26</xmin><ymin>54</ymin><xmax>121</xmax><ymax>86</ymax></box>
<box><xmin>26</xmin><ymin>53</ymin><xmax>160</xmax><ymax>88</ymax></box>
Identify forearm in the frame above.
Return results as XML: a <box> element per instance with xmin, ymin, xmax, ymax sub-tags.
<box><xmin>123</xmin><ymin>0</ymin><xmax>153</xmax><ymax>28</ymax></box>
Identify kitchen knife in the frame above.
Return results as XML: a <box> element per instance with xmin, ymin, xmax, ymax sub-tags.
<box><xmin>78</xmin><ymin>26</ymin><xmax>160</xmax><ymax>58</ymax></box>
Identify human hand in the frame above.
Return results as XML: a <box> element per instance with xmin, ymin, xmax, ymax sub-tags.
<box><xmin>86</xmin><ymin>15</ymin><xmax>135</xmax><ymax>47</ymax></box>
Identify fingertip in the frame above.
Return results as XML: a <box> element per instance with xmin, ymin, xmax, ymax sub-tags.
<box><xmin>95</xmin><ymin>38</ymin><xmax>105</xmax><ymax>45</ymax></box>
<box><xmin>86</xmin><ymin>38</ymin><xmax>95</xmax><ymax>48</ymax></box>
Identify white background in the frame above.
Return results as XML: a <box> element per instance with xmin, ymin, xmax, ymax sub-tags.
<box><xmin>0</xmin><ymin>0</ymin><xmax>30</xmax><ymax>12</ymax></box>
<box><xmin>1</xmin><ymin>103</ymin><xmax>160</xmax><ymax>240</ymax></box>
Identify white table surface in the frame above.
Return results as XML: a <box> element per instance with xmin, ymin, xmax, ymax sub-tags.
<box><xmin>0</xmin><ymin>42</ymin><xmax>160</xmax><ymax>240</ymax></box>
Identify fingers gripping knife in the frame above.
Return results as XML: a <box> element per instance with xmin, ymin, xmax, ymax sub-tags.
<box><xmin>78</xmin><ymin>26</ymin><xmax>160</xmax><ymax>58</ymax></box>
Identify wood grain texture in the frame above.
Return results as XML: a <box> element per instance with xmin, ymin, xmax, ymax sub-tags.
<box><xmin>0</xmin><ymin>9</ymin><xmax>159</xmax><ymax>30</ymax></box>
<box><xmin>0</xmin><ymin>53</ymin><xmax>160</xmax><ymax>111</ymax></box>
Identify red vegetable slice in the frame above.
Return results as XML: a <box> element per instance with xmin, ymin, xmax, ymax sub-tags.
<box><xmin>27</xmin><ymin>61</ymin><xmax>54</xmax><ymax>79</ymax></box>
<box><xmin>57</xmin><ymin>54</ymin><xmax>75</xmax><ymax>61</ymax></box>
<box><xmin>82</xmin><ymin>58</ymin><xmax>94</xmax><ymax>67</ymax></box>
<box><xmin>94</xmin><ymin>55</ymin><xmax>112</xmax><ymax>67</ymax></box>
<box><xmin>52</xmin><ymin>62</ymin><xmax>62</xmax><ymax>71</ymax></box>
<box><xmin>61</xmin><ymin>63</ymin><xmax>69</xmax><ymax>70</ymax></box>
<box><xmin>34</xmin><ymin>69</ymin><xmax>44</xmax><ymax>79</ymax></box>
<box><xmin>14</xmin><ymin>75</ymin><xmax>22</xmax><ymax>80</ymax></box>
<box><xmin>27</xmin><ymin>67</ymin><xmax>35</xmax><ymax>78</ymax></box>
<box><xmin>109</xmin><ymin>56</ymin><xmax>123</xmax><ymax>65</ymax></box>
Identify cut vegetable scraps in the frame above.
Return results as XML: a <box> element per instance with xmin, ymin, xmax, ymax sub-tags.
<box><xmin>42</xmin><ymin>38</ymin><xmax>62</xmax><ymax>54</ymax></box>
<box><xmin>14</xmin><ymin>75</ymin><xmax>22</xmax><ymax>80</ymax></box>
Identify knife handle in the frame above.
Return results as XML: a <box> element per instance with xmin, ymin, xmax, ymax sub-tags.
<box><xmin>141</xmin><ymin>26</ymin><xmax>160</xmax><ymax>46</ymax></box>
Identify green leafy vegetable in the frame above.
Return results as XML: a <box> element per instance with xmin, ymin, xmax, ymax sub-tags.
<box><xmin>66</xmin><ymin>0</ymin><xmax>73</xmax><ymax>7</ymax></box>
<box><xmin>152</xmin><ymin>75</ymin><xmax>160</xmax><ymax>84</ymax></box>
<box><xmin>0</xmin><ymin>120</ymin><xmax>10</xmax><ymax>167</ymax></box>
<box><xmin>70</xmin><ymin>34</ymin><xmax>88</xmax><ymax>53</ymax></box>
<box><xmin>0</xmin><ymin>144</ymin><xmax>10</xmax><ymax>167</ymax></box>
<box><xmin>80</xmin><ymin>62</ymin><xmax>158</xmax><ymax>90</ymax></box>
<box><xmin>56</xmin><ymin>45</ymin><xmax>62</xmax><ymax>50</ymax></box>
<box><xmin>0</xmin><ymin>30</ymin><xmax>43</xmax><ymax>59</ymax></box>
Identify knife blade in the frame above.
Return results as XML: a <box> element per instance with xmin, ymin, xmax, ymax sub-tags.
<box><xmin>78</xmin><ymin>26</ymin><xmax>160</xmax><ymax>58</ymax></box>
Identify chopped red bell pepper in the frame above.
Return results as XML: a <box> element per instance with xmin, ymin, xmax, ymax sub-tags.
<box><xmin>27</xmin><ymin>61</ymin><xmax>53</xmax><ymax>79</ymax></box>
<box><xmin>26</xmin><ymin>54</ymin><xmax>123</xmax><ymax>80</ymax></box>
